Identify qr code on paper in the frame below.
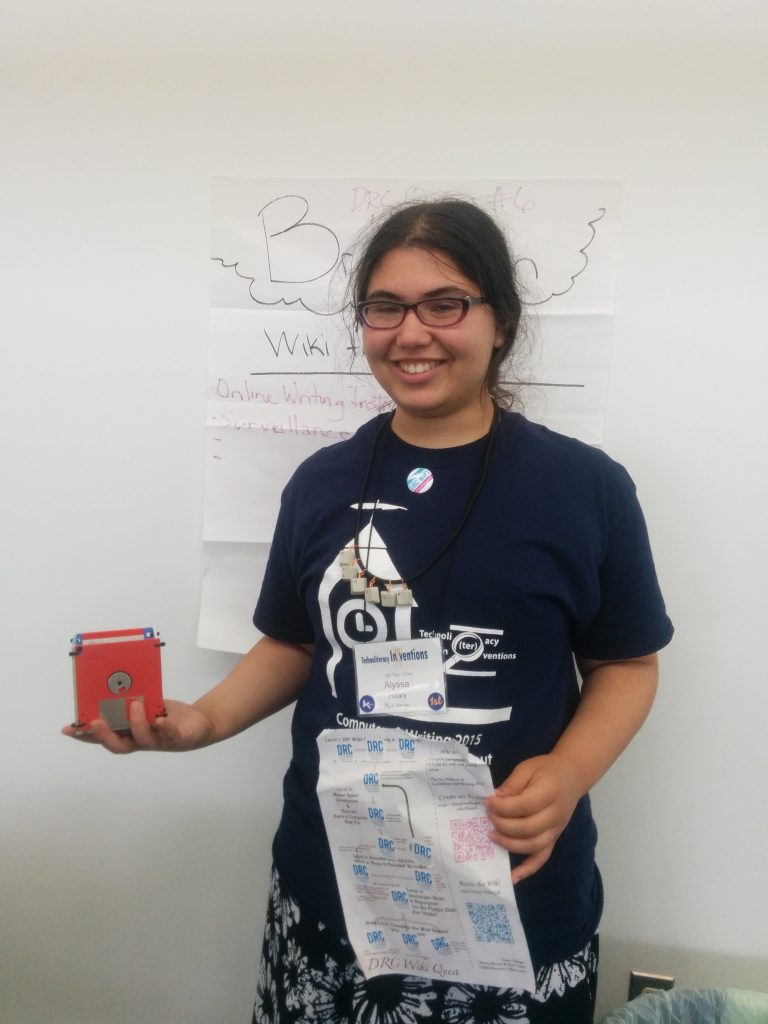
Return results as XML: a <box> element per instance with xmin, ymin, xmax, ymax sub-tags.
<box><xmin>466</xmin><ymin>902</ymin><xmax>514</xmax><ymax>944</ymax></box>
<box><xmin>450</xmin><ymin>816</ymin><xmax>494</xmax><ymax>862</ymax></box>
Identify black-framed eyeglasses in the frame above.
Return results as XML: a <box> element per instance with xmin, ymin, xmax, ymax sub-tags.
<box><xmin>356</xmin><ymin>296</ymin><xmax>486</xmax><ymax>330</ymax></box>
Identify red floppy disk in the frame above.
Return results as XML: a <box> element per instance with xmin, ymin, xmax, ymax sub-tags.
<box><xmin>70</xmin><ymin>627</ymin><xmax>166</xmax><ymax>732</ymax></box>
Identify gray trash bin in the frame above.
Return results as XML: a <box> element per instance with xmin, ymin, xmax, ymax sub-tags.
<box><xmin>600</xmin><ymin>987</ymin><xmax>768</xmax><ymax>1024</ymax></box>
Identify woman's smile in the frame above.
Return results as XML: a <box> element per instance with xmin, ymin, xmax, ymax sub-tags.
<box><xmin>392</xmin><ymin>358</ymin><xmax>445</xmax><ymax>376</ymax></box>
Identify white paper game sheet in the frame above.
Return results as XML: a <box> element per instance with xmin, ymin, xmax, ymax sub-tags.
<box><xmin>317</xmin><ymin>728</ymin><xmax>535</xmax><ymax>991</ymax></box>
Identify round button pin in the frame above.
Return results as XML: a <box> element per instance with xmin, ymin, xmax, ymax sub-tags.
<box><xmin>406</xmin><ymin>467</ymin><xmax>434</xmax><ymax>494</ymax></box>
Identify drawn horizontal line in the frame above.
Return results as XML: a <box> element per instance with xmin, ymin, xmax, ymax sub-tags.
<box><xmin>247</xmin><ymin>371</ymin><xmax>584</xmax><ymax>389</ymax></box>
<box><xmin>250</xmin><ymin>371</ymin><xmax>373</xmax><ymax>377</ymax></box>
<box><xmin>516</xmin><ymin>381</ymin><xmax>585</xmax><ymax>389</ymax></box>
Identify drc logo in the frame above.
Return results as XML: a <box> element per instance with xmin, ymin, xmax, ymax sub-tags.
<box><xmin>427</xmin><ymin>692</ymin><xmax>445</xmax><ymax>711</ymax></box>
<box><xmin>398</xmin><ymin>737</ymin><xmax>416</xmax><ymax>759</ymax></box>
<box><xmin>366</xmin><ymin>929</ymin><xmax>386</xmax><ymax>948</ymax></box>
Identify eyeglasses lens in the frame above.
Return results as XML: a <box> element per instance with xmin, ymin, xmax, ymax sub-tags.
<box><xmin>362</xmin><ymin>298</ymin><xmax>466</xmax><ymax>328</ymax></box>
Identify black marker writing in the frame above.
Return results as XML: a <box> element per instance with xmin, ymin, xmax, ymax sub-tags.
<box><xmin>259</xmin><ymin>194</ymin><xmax>340</xmax><ymax>285</ymax></box>
<box><xmin>263</xmin><ymin>329</ymin><xmax>331</xmax><ymax>359</ymax></box>
<box><xmin>521</xmin><ymin>207</ymin><xmax>607</xmax><ymax>306</ymax></box>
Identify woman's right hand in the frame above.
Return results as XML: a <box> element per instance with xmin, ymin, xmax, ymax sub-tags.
<box><xmin>62</xmin><ymin>636</ymin><xmax>313</xmax><ymax>754</ymax></box>
<box><xmin>61</xmin><ymin>698</ymin><xmax>216</xmax><ymax>754</ymax></box>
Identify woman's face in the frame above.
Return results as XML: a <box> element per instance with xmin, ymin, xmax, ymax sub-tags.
<box><xmin>361</xmin><ymin>247</ymin><xmax>502</xmax><ymax>432</ymax></box>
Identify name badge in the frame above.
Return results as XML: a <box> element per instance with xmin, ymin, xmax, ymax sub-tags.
<box><xmin>354</xmin><ymin>637</ymin><xmax>447</xmax><ymax>717</ymax></box>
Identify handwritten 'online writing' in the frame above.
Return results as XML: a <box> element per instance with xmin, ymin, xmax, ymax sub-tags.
<box><xmin>213</xmin><ymin>377</ymin><xmax>391</xmax><ymax>426</ymax></box>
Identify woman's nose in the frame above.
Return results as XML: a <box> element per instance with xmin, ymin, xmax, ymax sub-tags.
<box><xmin>396</xmin><ymin>307</ymin><xmax>432</xmax><ymax>345</ymax></box>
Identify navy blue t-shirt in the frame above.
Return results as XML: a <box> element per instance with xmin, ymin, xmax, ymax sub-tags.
<box><xmin>254</xmin><ymin>411</ymin><xmax>673</xmax><ymax>969</ymax></box>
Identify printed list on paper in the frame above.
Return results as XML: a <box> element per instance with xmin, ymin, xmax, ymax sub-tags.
<box><xmin>317</xmin><ymin>728</ymin><xmax>535</xmax><ymax>991</ymax></box>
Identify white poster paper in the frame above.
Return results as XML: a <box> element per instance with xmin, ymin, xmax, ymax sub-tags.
<box><xmin>196</xmin><ymin>542</ymin><xmax>269</xmax><ymax>653</ymax></box>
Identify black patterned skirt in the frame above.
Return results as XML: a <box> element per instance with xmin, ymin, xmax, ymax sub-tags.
<box><xmin>252</xmin><ymin>866</ymin><xmax>598</xmax><ymax>1024</ymax></box>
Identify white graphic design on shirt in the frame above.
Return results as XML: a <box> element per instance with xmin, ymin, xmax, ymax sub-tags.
<box><xmin>318</xmin><ymin>502</ymin><xmax>514</xmax><ymax>725</ymax></box>
<box><xmin>318</xmin><ymin>508</ymin><xmax>415</xmax><ymax>698</ymax></box>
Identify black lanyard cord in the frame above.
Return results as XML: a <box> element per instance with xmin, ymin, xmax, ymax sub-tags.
<box><xmin>352</xmin><ymin>405</ymin><xmax>500</xmax><ymax>588</ymax></box>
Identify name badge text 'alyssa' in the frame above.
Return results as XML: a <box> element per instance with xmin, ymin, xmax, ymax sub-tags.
<box><xmin>354</xmin><ymin>637</ymin><xmax>446</xmax><ymax>717</ymax></box>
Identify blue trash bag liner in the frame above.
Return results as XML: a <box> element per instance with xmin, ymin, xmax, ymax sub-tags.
<box><xmin>600</xmin><ymin>987</ymin><xmax>768</xmax><ymax>1024</ymax></box>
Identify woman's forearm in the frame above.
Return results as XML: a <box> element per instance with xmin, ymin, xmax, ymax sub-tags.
<box><xmin>194</xmin><ymin>636</ymin><xmax>313</xmax><ymax>744</ymax></box>
<box><xmin>552</xmin><ymin>653</ymin><xmax>659</xmax><ymax>796</ymax></box>
<box><xmin>485</xmin><ymin>653</ymin><xmax>659</xmax><ymax>882</ymax></box>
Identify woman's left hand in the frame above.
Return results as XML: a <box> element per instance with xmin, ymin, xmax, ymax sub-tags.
<box><xmin>486</xmin><ymin>654</ymin><xmax>661</xmax><ymax>885</ymax></box>
<box><xmin>484</xmin><ymin>753</ymin><xmax>583</xmax><ymax>884</ymax></box>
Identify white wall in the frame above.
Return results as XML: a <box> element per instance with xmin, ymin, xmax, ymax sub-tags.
<box><xmin>1</xmin><ymin>3</ymin><xmax>766</xmax><ymax>1021</ymax></box>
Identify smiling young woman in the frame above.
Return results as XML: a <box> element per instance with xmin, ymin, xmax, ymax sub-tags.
<box><xmin>64</xmin><ymin>198</ymin><xmax>673</xmax><ymax>1024</ymax></box>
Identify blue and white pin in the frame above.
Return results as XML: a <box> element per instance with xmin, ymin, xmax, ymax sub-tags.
<box><xmin>406</xmin><ymin>467</ymin><xmax>434</xmax><ymax>494</ymax></box>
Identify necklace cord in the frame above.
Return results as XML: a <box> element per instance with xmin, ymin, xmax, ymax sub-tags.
<box><xmin>352</xmin><ymin>406</ymin><xmax>500</xmax><ymax>587</ymax></box>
